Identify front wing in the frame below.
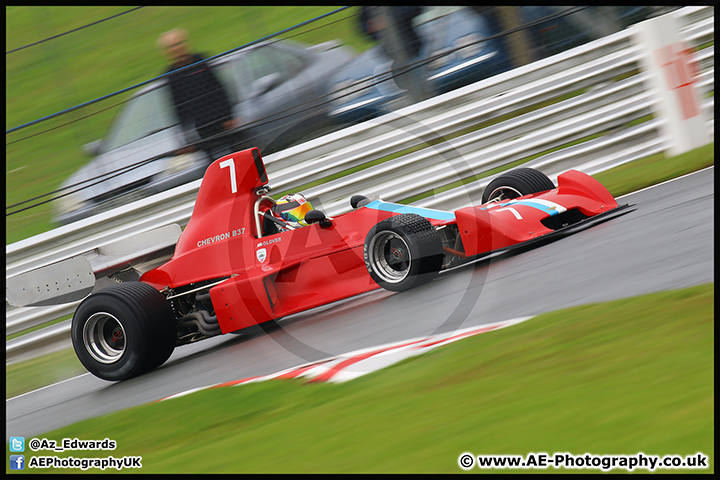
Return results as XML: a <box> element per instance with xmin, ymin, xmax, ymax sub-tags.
<box><xmin>458</xmin><ymin>202</ymin><xmax>635</xmax><ymax>264</ymax></box>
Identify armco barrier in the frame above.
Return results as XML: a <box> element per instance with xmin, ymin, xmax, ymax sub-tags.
<box><xmin>6</xmin><ymin>6</ymin><xmax>714</xmax><ymax>363</ymax></box>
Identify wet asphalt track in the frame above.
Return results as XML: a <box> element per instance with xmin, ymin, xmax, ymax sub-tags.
<box><xmin>6</xmin><ymin>167</ymin><xmax>713</xmax><ymax>437</ymax></box>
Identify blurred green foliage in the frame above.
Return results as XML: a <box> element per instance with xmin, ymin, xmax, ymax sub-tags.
<box><xmin>6</xmin><ymin>6</ymin><xmax>371</xmax><ymax>244</ymax></box>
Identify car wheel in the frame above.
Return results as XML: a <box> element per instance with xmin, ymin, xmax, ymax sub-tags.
<box><xmin>481</xmin><ymin>167</ymin><xmax>555</xmax><ymax>203</ymax></box>
<box><xmin>71</xmin><ymin>282</ymin><xmax>176</xmax><ymax>381</ymax></box>
<box><xmin>364</xmin><ymin>214</ymin><xmax>444</xmax><ymax>292</ymax></box>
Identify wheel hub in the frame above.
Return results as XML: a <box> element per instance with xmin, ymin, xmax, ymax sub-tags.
<box><xmin>83</xmin><ymin>312</ymin><xmax>126</xmax><ymax>364</ymax></box>
<box><xmin>111</xmin><ymin>327</ymin><xmax>124</xmax><ymax>343</ymax></box>
<box><xmin>369</xmin><ymin>231</ymin><xmax>411</xmax><ymax>283</ymax></box>
<box><xmin>487</xmin><ymin>186</ymin><xmax>523</xmax><ymax>202</ymax></box>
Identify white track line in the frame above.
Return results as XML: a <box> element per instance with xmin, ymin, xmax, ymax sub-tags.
<box><xmin>6</xmin><ymin>373</ymin><xmax>91</xmax><ymax>402</ymax></box>
<box><xmin>617</xmin><ymin>165</ymin><xmax>714</xmax><ymax>200</ymax></box>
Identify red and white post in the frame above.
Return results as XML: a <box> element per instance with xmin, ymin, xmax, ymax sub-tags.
<box><xmin>631</xmin><ymin>12</ymin><xmax>710</xmax><ymax>156</ymax></box>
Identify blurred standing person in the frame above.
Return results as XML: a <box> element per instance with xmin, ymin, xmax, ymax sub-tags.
<box><xmin>157</xmin><ymin>28</ymin><xmax>238</xmax><ymax>160</ymax></box>
<box><xmin>360</xmin><ymin>6</ymin><xmax>430</xmax><ymax>105</ymax></box>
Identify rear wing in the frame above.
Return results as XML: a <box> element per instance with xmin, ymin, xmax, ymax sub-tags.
<box><xmin>6</xmin><ymin>224</ymin><xmax>182</xmax><ymax>307</ymax></box>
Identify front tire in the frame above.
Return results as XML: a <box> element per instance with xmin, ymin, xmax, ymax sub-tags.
<box><xmin>71</xmin><ymin>282</ymin><xmax>176</xmax><ymax>381</ymax></box>
<box><xmin>364</xmin><ymin>214</ymin><xmax>444</xmax><ymax>292</ymax></box>
<box><xmin>482</xmin><ymin>167</ymin><xmax>555</xmax><ymax>203</ymax></box>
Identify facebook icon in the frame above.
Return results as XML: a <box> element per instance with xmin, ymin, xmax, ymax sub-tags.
<box><xmin>10</xmin><ymin>455</ymin><xmax>25</xmax><ymax>470</ymax></box>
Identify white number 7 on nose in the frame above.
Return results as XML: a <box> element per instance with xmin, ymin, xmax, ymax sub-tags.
<box><xmin>220</xmin><ymin>158</ymin><xmax>237</xmax><ymax>193</ymax></box>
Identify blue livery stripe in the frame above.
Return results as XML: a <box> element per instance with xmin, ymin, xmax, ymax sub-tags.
<box><xmin>364</xmin><ymin>200</ymin><xmax>456</xmax><ymax>221</ymax></box>
<box><xmin>511</xmin><ymin>200</ymin><xmax>561</xmax><ymax>216</ymax></box>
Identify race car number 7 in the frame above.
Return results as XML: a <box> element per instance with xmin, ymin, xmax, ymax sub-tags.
<box><xmin>220</xmin><ymin>158</ymin><xmax>237</xmax><ymax>193</ymax></box>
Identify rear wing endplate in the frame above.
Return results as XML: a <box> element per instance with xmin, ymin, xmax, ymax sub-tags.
<box><xmin>6</xmin><ymin>224</ymin><xmax>182</xmax><ymax>307</ymax></box>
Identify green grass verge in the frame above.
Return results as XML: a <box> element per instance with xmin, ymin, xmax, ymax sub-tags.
<box><xmin>593</xmin><ymin>142</ymin><xmax>715</xmax><ymax>198</ymax></box>
<box><xmin>7</xmin><ymin>347</ymin><xmax>85</xmax><ymax>400</ymax></box>
<box><xmin>7</xmin><ymin>283</ymin><xmax>713</xmax><ymax>474</ymax></box>
<box><xmin>5</xmin><ymin>347</ymin><xmax>86</xmax><ymax>400</ymax></box>
<box><xmin>5</xmin><ymin>142</ymin><xmax>715</xmax><ymax>399</ymax></box>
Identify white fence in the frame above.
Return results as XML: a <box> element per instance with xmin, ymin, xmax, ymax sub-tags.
<box><xmin>6</xmin><ymin>6</ymin><xmax>714</xmax><ymax>362</ymax></box>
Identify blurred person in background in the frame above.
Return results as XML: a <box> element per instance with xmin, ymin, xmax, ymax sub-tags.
<box><xmin>157</xmin><ymin>28</ymin><xmax>239</xmax><ymax>160</ymax></box>
<box><xmin>359</xmin><ymin>6</ymin><xmax>430</xmax><ymax>104</ymax></box>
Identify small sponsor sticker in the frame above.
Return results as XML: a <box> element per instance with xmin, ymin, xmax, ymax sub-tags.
<box><xmin>256</xmin><ymin>248</ymin><xmax>267</xmax><ymax>263</ymax></box>
<box><xmin>257</xmin><ymin>237</ymin><xmax>282</xmax><ymax>247</ymax></box>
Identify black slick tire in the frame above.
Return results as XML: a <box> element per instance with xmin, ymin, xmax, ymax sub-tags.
<box><xmin>363</xmin><ymin>213</ymin><xmax>444</xmax><ymax>292</ymax></box>
<box><xmin>482</xmin><ymin>167</ymin><xmax>555</xmax><ymax>203</ymax></box>
<box><xmin>71</xmin><ymin>282</ymin><xmax>176</xmax><ymax>381</ymax></box>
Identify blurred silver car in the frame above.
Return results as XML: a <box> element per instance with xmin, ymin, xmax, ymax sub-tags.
<box><xmin>55</xmin><ymin>40</ymin><xmax>353</xmax><ymax>225</ymax></box>
<box><xmin>328</xmin><ymin>7</ymin><xmax>512</xmax><ymax>125</ymax></box>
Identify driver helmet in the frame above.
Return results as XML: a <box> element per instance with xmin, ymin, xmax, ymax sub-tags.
<box><xmin>273</xmin><ymin>193</ymin><xmax>313</xmax><ymax>226</ymax></box>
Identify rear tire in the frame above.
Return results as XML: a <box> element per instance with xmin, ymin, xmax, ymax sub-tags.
<box><xmin>71</xmin><ymin>282</ymin><xmax>176</xmax><ymax>381</ymax></box>
<box><xmin>364</xmin><ymin>214</ymin><xmax>444</xmax><ymax>292</ymax></box>
<box><xmin>482</xmin><ymin>167</ymin><xmax>555</xmax><ymax>203</ymax></box>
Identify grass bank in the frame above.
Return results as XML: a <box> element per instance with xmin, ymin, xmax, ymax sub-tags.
<box><xmin>8</xmin><ymin>283</ymin><xmax>713</xmax><ymax>473</ymax></box>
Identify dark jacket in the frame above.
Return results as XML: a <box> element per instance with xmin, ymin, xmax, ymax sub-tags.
<box><xmin>165</xmin><ymin>53</ymin><xmax>233</xmax><ymax>138</ymax></box>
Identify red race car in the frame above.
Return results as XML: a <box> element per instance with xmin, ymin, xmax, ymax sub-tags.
<box><xmin>8</xmin><ymin>148</ymin><xmax>633</xmax><ymax>380</ymax></box>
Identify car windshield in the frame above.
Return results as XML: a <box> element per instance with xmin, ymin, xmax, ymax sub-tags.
<box><xmin>240</xmin><ymin>44</ymin><xmax>307</xmax><ymax>85</ymax></box>
<box><xmin>104</xmin><ymin>85</ymin><xmax>176</xmax><ymax>151</ymax></box>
